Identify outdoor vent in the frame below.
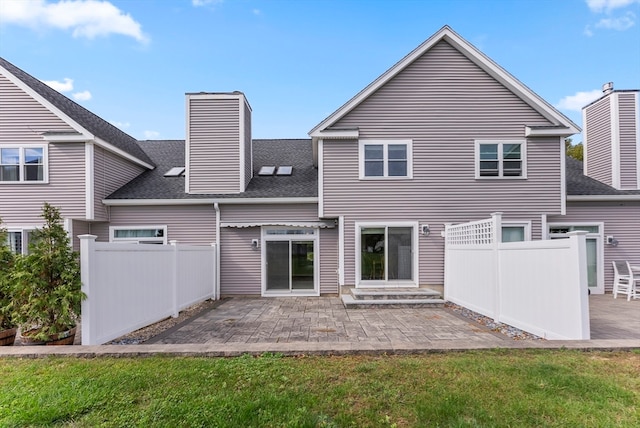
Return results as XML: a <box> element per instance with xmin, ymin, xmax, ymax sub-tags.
<box><xmin>602</xmin><ymin>82</ymin><xmax>614</xmax><ymax>94</ymax></box>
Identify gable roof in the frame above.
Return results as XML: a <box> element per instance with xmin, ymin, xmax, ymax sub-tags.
<box><xmin>566</xmin><ymin>156</ymin><xmax>640</xmax><ymax>199</ymax></box>
<box><xmin>0</xmin><ymin>57</ymin><xmax>154</xmax><ymax>168</ymax></box>
<box><xmin>106</xmin><ymin>139</ymin><xmax>317</xmax><ymax>201</ymax></box>
<box><xmin>309</xmin><ymin>25</ymin><xmax>580</xmax><ymax>138</ymax></box>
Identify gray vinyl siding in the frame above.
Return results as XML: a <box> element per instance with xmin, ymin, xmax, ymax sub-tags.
<box><xmin>0</xmin><ymin>74</ymin><xmax>75</xmax><ymax>142</ymax></box>
<box><xmin>584</xmin><ymin>97</ymin><xmax>612</xmax><ymax>186</ymax></box>
<box><xmin>244</xmin><ymin>100</ymin><xmax>252</xmax><ymax>190</ymax></box>
<box><xmin>550</xmin><ymin>201</ymin><xmax>640</xmax><ymax>292</ymax></box>
<box><xmin>71</xmin><ymin>220</ymin><xmax>90</xmax><ymax>253</ymax></box>
<box><xmin>187</xmin><ymin>97</ymin><xmax>240</xmax><ymax>194</ymax></box>
<box><xmin>323</xmin><ymin>40</ymin><xmax>563</xmax><ymax>286</ymax></box>
<box><xmin>221</xmin><ymin>203</ymin><xmax>318</xmax><ymax>222</ymax></box>
<box><xmin>90</xmin><ymin>205</ymin><xmax>216</xmax><ymax>245</ymax></box>
<box><xmin>618</xmin><ymin>93</ymin><xmax>638</xmax><ymax>189</ymax></box>
<box><xmin>93</xmin><ymin>146</ymin><xmax>145</xmax><ymax>221</ymax></box>
<box><xmin>319</xmin><ymin>227</ymin><xmax>339</xmax><ymax>294</ymax></box>
<box><xmin>0</xmin><ymin>142</ymin><xmax>85</xmax><ymax>224</ymax></box>
<box><xmin>220</xmin><ymin>227</ymin><xmax>261</xmax><ymax>295</ymax></box>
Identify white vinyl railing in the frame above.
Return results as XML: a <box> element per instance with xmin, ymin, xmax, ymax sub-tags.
<box><xmin>79</xmin><ymin>235</ymin><xmax>217</xmax><ymax>345</ymax></box>
<box><xmin>444</xmin><ymin>213</ymin><xmax>590</xmax><ymax>340</ymax></box>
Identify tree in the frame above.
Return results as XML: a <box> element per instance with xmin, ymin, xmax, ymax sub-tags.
<box><xmin>565</xmin><ymin>138</ymin><xmax>584</xmax><ymax>161</ymax></box>
<box><xmin>11</xmin><ymin>203</ymin><xmax>85</xmax><ymax>340</ymax></box>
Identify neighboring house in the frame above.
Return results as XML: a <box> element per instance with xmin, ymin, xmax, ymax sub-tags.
<box><xmin>1</xmin><ymin>26</ymin><xmax>638</xmax><ymax>296</ymax></box>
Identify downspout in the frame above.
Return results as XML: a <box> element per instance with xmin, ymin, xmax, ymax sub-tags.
<box><xmin>214</xmin><ymin>202</ymin><xmax>221</xmax><ymax>300</ymax></box>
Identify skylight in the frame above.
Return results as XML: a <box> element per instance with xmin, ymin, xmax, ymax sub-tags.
<box><xmin>276</xmin><ymin>166</ymin><xmax>293</xmax><ymax>176</ymax></box>
<box><xmin>164</xmin><ymin>167</ymin><xmax>185</xmax><ymax>177</ymax></box>
<box><xmin>258</xmin><ymin>166</ymin><xmax>276</xmax><ymax>176</ymax></box>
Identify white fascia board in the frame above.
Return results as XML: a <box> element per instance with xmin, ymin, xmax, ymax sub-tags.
<box><xmin>525</xmin><ymin>126</ymin><xmax>575</xmax><ymax>137</ymax></box>
<box><xmin>186</xmin><ymin>92</ymin><xmax>244</xmax><ymax>101</ymax></box>
<box><xmin>567</xmin><ymin>195</ymin><xmax>640</xmax><ymax>202</ymax></box>
<box><xmin>93</xmin><ymin>137</ymin><xmax>154</xmax><ymax>170</ymax></box>
<box><xmin>42</xmin><ymin>133</ymin><xmax>91</xmax><ymax>143</ymax></box>
<box><xmin>309</xmin><ymin>128</ymin><xmax>359</xmax><ymax>139</ymax></box>
<box><xmin>308</xmin><ymin>26</ymin><xmax>581</xmax><ymax>136</ymax></box>
<box><xmin>103</xmin><ymin>197</ymin><xmax>319</xmax><ymax>206</ymax></box>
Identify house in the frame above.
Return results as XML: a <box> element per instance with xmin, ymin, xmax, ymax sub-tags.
<box><xmin>1</xmin><ymin>26</ymin><xmax>638</xmax><ymax>297</ymax></box>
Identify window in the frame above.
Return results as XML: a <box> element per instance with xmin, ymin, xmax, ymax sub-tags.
<box><xmin>501</xmin><ymin>222</ymin><xmax>531</xmax><ymax>242</ymax></box>
<box><xmin>475</xmin><ymin>140</ymin><xmax>525</xmax><ymax>178</ymax></box>
<box><xmin>356</xmin><ymin>222</ymin><xmax>418</xmax><ymax>285</ymax></box>
<box><xmin>6</xmin><ymin>229</ymin><xmax>35</xmax><ymax>254</ymax></box>
<box><xmin>359</xmin><ymin>140</ymin><xmax>412</xmax><ymax>179</ymax></box>
<box><xmin>0</xmin><ymin>146</ymin><xmax>47</xmax><ymax>183</ymax></box>
<box><xmin>110</xmin><ymin>226</ymin><xmax>167</xmax><ymax>244</ymax></box>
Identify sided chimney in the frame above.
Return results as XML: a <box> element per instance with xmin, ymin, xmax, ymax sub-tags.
<box><xmin>185</xmin><ymin>92</ymin><xmax>252</xmax><ymax>194</ymax></box>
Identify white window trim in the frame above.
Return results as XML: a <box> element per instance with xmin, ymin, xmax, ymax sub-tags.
<box><xmin>359</xmin><ymin>139</ymin><xmax>413</xmax><ymax>180</ymax></box>
<box><xmin>547</xmin><ymin>222</ymin><xmax>604</xmax><ymax>294</ymax></box>
<box><xmin>475</xmin><ymin>140</ymin><xmax>527</xmax><ymax>179</ymax></box>
<box><xmin>0</xmin><ymin>144</ymin><xmax>49</xmax><ymax>184</ymax></box>
<box><xmin>109</xmin><ymin>225</ymin><xmax>168</xmax><ymax>244</ymax></box>
<box><xmin>355</xmin><ymin>221</ymin><xmax>419</xmax><ymax>288</ymax></box>
<box><xmin>6</xmin><ymin>226</ymin><xmax>39</xmax><ymax>254</ymax></box>
<box><xmin>501</xmin><ymin>221</ymin><xmax>532</xmax><ymax>242</ymax></box>
<box><xmin>261</xmin><ymin>226</ymin><xmax>320</xmax><ymax>297</ymax></box>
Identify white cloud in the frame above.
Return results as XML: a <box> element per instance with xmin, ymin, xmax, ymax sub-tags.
<box><xmin>42</xmin><ymin>77</ymin><xmax>73</xmax><ymax>92</ymax></box>
<box><xmin>72</xmin><ymin>90</ymin><xmax>92</xmax><ymax>101</ymax></box>
<box><xmin>144</xmin><ymin>130</ymin><xmax>160</xmax><ymax>139</ymax></box>
<box><xmin>252</xmin><ymin>9</ymin><xmax>261</xmax><ymax>15</ymax></box>
<box><xmin>192</xmin><ymin>0</ymin><xmax>223</xmax><ymax>7</ymax></box>
<box><xmin>109</xmin><ymin>120</ymin><xmax>130</xmax><ymax>129</ymax></box>
<box><xmin>0</xmin><ymin>0</ymin><xmax>149</xmax><ymax>43</ymax></box>
<box><xmin>586</xmin><ymin>0</ymin><xmax>640</xmax><ymax>13</ymax></box>
<box><xmin>555</xmin><ymin>89</ymin><xmax>603</xmax><ymax>112</ymax></box>
<box><xmin>595</xmin><ymin>11</ymin><xmax>636</xmax><ymax>30</ymax></box>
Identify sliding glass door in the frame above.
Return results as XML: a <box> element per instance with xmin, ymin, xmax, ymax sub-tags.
<box><xmin>264</xmin><ymin>228</ymin><xmax>317</xmax><ymax>294</ymax></box>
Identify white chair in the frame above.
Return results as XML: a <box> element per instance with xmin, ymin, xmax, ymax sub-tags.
<box><xmin>612</xmin><ymin>261</ymin><xmax>634</xmax><ymax>301</ymax></box>
<box><xmin>625</xmin><ymin>261</ymin><xmax>639</xmax><ymax>300</ymax></box>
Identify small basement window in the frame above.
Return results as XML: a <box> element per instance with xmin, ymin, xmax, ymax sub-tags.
<box><xmin>164</xmin><ymin>167</ymin><xmax>185</xmax><ymax>177</ymax></box>
<box><xmin>258</xmin><ymin>166</ymin><xmax>276</xmax><ymax>176</ymax></box>
<box><xmin>276</xmin><ymin>166</ymin><xmax>293</xmax><ymax>176</ymax></box>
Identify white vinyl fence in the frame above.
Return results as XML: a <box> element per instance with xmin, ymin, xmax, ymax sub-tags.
<box><xmin>444</xmin><ymin>213</ymin><xmax>590</xmax><ymax>340</ymax></box>
<box><xmin>79</xmin><ymin>235</ymin><xmax>217</xmax><ymax>345</ymax></box>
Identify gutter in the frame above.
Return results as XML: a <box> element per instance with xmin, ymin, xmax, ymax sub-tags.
<box><xmin>102</xmin><ymin>197</ymin><xmax>319</xmax><ymax>206</ymax></box>
<box><xmin>214</xmin><ymin>202</ymin><xmax>221</xmax><ymax>301</ymax></box>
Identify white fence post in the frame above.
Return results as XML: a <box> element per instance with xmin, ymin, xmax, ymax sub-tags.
<box><xmin>568</xmin><ymin>230</ymin><xmax>590</xmax><ymax>339</ymax></box>
<box><xmin>170</xmin><ymin>240</ymin><xmax>179</xmax><ymax>318</ymax></box>
<box><xmin>491</xmin><ymin>212</ymin><xmax>503</xmax><ymax>322</ymax></box>
<box><xmin>79</xmin><ymin>234</ymin><xmax>97</xmax><ymax>346</ymax></box>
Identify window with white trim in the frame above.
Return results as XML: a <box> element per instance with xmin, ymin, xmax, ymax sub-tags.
<box><xmin>475</xmin><ymin>140</ymin><xmax>525</xmax><ymax>178</ymax></box>
<box><xmin>110</xmin><ymin>226</ymin><xmax>167</xmax><ymax>244</ymax></box>
<box><xmin>5</xmin><ymin>229</ymin><xmax>36</xmax><ymax>254</ymax></box>
<box><xmin>501</xmin><ymin>221</ymin><xmax>531</xmax><ymax>242</ymax></box>
<box><xmin>359</xmin><ymin>140</ymin><xmax>412</xmax><ymax>179</ymax></box>
<box><xmin>0</xmin><ymin>146</ymin><xmax>47</xmax><ymax>183</ymax></box>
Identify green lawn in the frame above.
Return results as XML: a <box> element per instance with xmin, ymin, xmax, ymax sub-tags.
<box><xmin>1</xmin><ymin>350</ymin><xmax>638</xmax><ymax>427</ymax></box>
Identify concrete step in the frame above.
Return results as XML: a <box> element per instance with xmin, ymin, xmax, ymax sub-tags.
<box><xmin>350</xmin><ymin>288</ymin><xmax>441</xmax><ymax>301</ymax></box>
<box><xmin>341</xmin><ymin>294</ymin><xmax>445</xmax><ymax>309</ymax></box>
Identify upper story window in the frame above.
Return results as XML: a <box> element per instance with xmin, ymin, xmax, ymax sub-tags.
<box><xmin>359</xmin><ymin>140</ymin><xmax>413</xmax><ymax>179</ymax></box>
<box><xmin>475</xmin><ymin>140</ymin><xmax>526</xmax><ymax>179</ymax></box>
<box><xmin>0</xmin><ymin>145</ymin><xmax>47</xmax><ymax>183</ymax></box>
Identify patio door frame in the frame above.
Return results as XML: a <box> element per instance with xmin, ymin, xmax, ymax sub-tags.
<box><xmin>261</xmin><ymin>226</ymin><xmax>320</xmax><ymax>296</ymax></box>
<box><xmin>547</xmin><ymin>222</ymin><xmax>604</xmax><ymax>294</ymax></box>
<box><xmin>355</xmin><ymin>221</ymin><xmax>419</xmax><ymax>288</ymax></box>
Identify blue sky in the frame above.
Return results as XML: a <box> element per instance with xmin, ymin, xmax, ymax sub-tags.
<box><xmin>1</xmin><ymin>0</ymin><xmax>639</xmax><ymax>142</ymax></box>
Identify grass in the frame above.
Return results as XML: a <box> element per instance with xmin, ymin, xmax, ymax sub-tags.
<box><xmin>0</xmin><ymin>349</ymin><xmax>638</xmax><ymax>427</ymax></box>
